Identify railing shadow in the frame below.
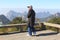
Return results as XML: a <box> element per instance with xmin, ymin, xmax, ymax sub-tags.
<box><xmin>36</xmin><ymin>32</ymin><xmax>58</xmax><ymax>37</ymax></box>
<box><xmin>0</xmin><ymin>31</ymin><xmax>27</xmax><ymax>35</ymax></box>
<box><xmin>0</xmin><ymin>30</ymin><xmax>41</xmax><ymax>36</ymax></box>
<box><xmin>0</xmin><ymin>31</ymin><xmax>58</xmax><ymax>37</ymax></box>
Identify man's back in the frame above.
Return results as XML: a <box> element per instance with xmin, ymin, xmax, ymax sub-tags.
<box><xmin>27</xmin><ymin>9</ymin><xmax>35</xmax><ymax>26</ymax></box>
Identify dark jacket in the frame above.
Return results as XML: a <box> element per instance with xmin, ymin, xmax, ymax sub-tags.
<box><xmin>27</xmin><ymin>9</ymin><xmax>35</xmax><ymax>26</ymax></box>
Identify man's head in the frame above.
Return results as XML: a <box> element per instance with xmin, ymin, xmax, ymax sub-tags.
<box><xmin>27</xmin><ymin>5</ymin><xmax>33</xmax><ymax>10</ymax></box>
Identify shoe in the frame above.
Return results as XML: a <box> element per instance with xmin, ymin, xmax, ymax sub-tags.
<box><xmin>32</xmin><ymin>32</ymin><xmax>36</xmax><ymax>36</ymax></box>
<box><xmin>27</xmin><ymin>34</ymin><xmax>32</xmax><ymax>36</ymax></box>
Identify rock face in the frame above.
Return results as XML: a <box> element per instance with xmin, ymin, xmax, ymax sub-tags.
<box><xmin>6</xmin><ymin>10</ymin><xmax>22</xmax><ymax>21</ymax></box>
<box><xmin>0</xmin><ymin>15</ymin><xmax>10</xmax><ymax>24</ymax></box>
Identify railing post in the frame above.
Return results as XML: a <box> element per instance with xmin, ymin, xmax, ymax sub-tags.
<box><xmin>16</xmin><ymin>25</ymin><xmax>23</xmax><ymax>32</ymax></box>
<box><xmin>20</xmin><ymin>25</ymin><xmax>23</xmax><ymax>32</ymax></box>
<box><xmin>16</xmin><ymin>25</ymin><xmax>20</xmax><ymax>32</ymax></box>
<box><xmin>40</xmin><ymin>23</ymin><xmax>46</xmax><ymax>30</ymax></box>
<box><xmin>56</xmin><ymin>28</ymin><xmax>59</xmax><ymax>33</ymax></box>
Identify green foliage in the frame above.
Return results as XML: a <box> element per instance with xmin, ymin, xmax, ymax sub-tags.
<box><xmin>46</xmin><ymin>26</ymin><xmax>57</xmax><ymax>31</ymax></box>
<box><xmin>10</xmin><ymin>17</ymin><xmax>27</xmax><ymax>24</ymax></box>
<box><xmin>48</xmin><ymin>17</ymin><xmax>60</xmax><ymax>24</ymax></box>
<box><xmin>11</xmin><ymin>17</ymin><xmax>22</xmax><ymax>24</ymax></box>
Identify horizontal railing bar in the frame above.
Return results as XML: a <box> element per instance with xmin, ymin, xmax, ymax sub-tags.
<box><xmin>0</xmin><ymin>23</ymin><xmax>27</xmax><ymax>27</ymax></box>
<box><xmin>43</xmin><ymin>22</ymin><xmax>60</xmax><ymax>28</ymax></box>
<box><xmin>0</xmin><ymin>23</ymin><xmax>39</xmax><ymax>27</ymax></box>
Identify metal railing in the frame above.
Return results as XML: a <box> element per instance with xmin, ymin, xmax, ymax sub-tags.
<box><xmin>43</xmin><ymin>22</ymin><xmax>60</xmax><ymax>33</ymax></box>
<box><xmin>0</xmin><ymin>22</ymin><xmax>60</xmax><ymax>34</ymax></box>
<box><xmin>0</xmin><ymin>23</ymin><xmax>39</xmax><ymax>34</ymax></box>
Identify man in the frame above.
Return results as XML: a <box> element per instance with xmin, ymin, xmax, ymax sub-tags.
<box><xmin>27</xmin><ymin>5</ymin><xmax>36</xmax><ymax>36</ymax></box>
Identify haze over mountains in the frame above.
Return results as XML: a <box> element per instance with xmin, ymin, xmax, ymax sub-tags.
<box><xmin>6</xmin><ymin>10</ymin><xmax>22</xmax><ymax>21</ymax></box>
<box><xmin>5</xmin><ymin>10</ymin><xmax>52</xmax><ymax>21</ymax></box>
<box><xmin>40</xmin><ymin>12</ymin><xmax>60</xmax><ymax>22</ymax></box>
<box><xmin>36</xmin><ymin>11</ymin><xmax>52</xmax><ymax>18</ymax></box>
<box><xmin>0</xmin><ymin>9</ymin><xmax>60</xmax><ymax>21</ymax></box>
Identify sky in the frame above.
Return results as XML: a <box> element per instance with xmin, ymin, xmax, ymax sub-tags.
<box><xmin>0</xmin><ymin>0</ymin><xmax>60</xmax><ymax>15</ymax></box>
<box><xmin>0</xmin><ymin>0</ymin><xmax>60</xmax><ymax>9</ymax></box>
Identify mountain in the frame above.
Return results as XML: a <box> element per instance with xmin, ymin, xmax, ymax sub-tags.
<box><xmin>54</xmin><ymin>13</ymin><xmax>60</xmax><ymax>17</ymax></box>
<box><xmin>36</xmin><ymin>11</ymin><xmax>52</xmax><ymax>18</ymax></box>
<box><xmin>5</xmin><ymin>10</ymin><xmax>52</xmax><ymax>22</ymax></box>
<box><xmin>6</xmin><ymin>10</ymin><xmax>22</xmax><ymax>21</ymax></box>
<box><xmin>5</xmin><ymin>10</ymin><xmax>60</xmax><ymax>22</ymax></box>
<box><xmin>47</xmin><ymin>12</ymin><xmax>60</xmax><ymax>19</ymax></box>
<box><xmin>0</xmin><ymin>15</ymin><xmax>10</xmax><ymax>24</ymax></box>
<box><xmin>40</xmin><ymin>13</ymin><xmax>60</xmax><ymax>22</ymax></box>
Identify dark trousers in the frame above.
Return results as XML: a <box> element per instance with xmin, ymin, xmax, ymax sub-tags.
<box><xmin>28</xmin><ymin>24</ymin><xmax>36</xmax><ymax>35</ymax></box>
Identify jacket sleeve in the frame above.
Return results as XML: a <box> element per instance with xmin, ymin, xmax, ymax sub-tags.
<box><xmin>27</xmin><ymin>11</ymin><xmax>32</xmax><ymax>18</ymax></box>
